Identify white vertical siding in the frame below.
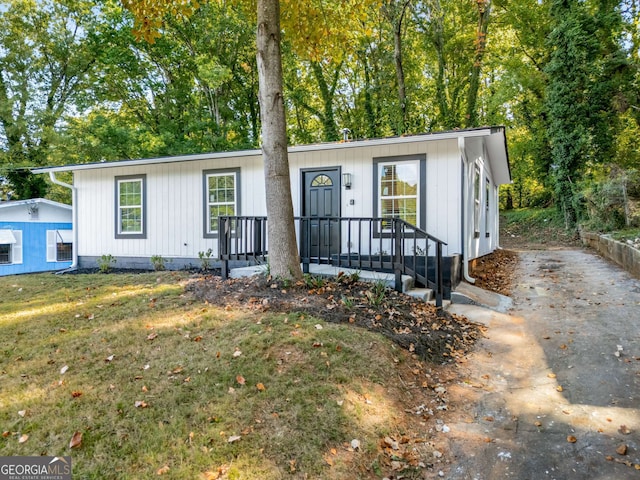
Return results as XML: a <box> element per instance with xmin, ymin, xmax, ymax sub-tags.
<box><xmin>73</xmin><ymin>136</ymin><xmax>502</xmax><ymax>262</ymax></box>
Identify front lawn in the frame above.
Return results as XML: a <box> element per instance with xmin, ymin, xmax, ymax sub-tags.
<box><xmin>0</xmin><ymin>272</ymin><xmax>453</xmax><ymax>479</ymax></box>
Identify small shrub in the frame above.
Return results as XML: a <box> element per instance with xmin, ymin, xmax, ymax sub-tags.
<box><xmin>303</xmin><ymin>274</ymin><xmax>326</xmax><ymax>289</ymax></box>
<box><xmin>198</xmin><ymin>249</ymin><xmax>214</xmax><ymax>271</ymax></box>
<box><xmin>150</xmin><ymin>255</ymin><xmax>167</xmax><ymax>271</ymax></box>
<box><xmin>365</xmin><ymin>280</ymin><xmax>388</xmax><ymax>307</ymax></box>
<box><xmin>97</xmin><ymin>254</ymin><xmax>116</xmax><ymax>274</ymax></box>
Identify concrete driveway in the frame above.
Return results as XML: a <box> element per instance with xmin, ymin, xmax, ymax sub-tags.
<box><xmin>443</xmin><ymin>248</ymin><xmax>640</xmax><ymax>480</ymax></box>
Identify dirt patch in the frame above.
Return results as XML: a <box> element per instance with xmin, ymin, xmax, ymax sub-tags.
<box><xmin>187</xmin><ymin>273</ymin><xmax>483</xmax><ymax>364</ymax></box>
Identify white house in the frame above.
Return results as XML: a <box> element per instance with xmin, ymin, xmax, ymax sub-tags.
<box><xmin>0</xmin><ymin>198</ymin><xmax>73</xmax><ymax>276</ymax></box>
<box><xmin>34</xmin><ymin>126</ymin><xmax>510</xmax><ymax>288</ymax></box>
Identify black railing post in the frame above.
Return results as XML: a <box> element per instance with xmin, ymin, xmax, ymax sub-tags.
<box><xmin>300</xmin><ymin>217</ymin><xmax>309</xmax><ymax>273</ymax></box>
<box><xmin>220</xmin><ymin>216</ymin><xmax>229</xmax><ymax>279</ymax></box>
<box><xmin>435</xmin><ymin>241</ymin><xmax>443</xmax><ymax>308</ymax></box>
<box><xmin>393</xmin><ymin>219</ymin><xmax>403</xmax><ymax>292</ymax></box>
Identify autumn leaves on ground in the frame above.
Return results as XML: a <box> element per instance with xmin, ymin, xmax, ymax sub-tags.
<box><xmin>0</xmin><ymin>269</ymin><xmax>496</xmax><ymax>479</ymax></box>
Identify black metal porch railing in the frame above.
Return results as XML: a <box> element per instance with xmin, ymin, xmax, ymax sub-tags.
<box><xmin>218</xmin><ymin>216</ymin><xmax>447</xmax><ymax>307</ymax></box>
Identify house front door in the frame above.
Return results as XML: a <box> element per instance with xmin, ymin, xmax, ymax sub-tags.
<box><xmin>301</xmin><ymin>167</ymin><xmax>341</xmax><ymax>261</ymax></box>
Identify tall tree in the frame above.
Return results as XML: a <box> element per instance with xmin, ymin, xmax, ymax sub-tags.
<box><xmin>545</xmin><ymin>0</ymin><xmax>599</xmax><ymax>227</ymax></box>
<box><xmin>0</xmin><ymin>0</ymin><xmax>103</xmax><ymax>198</ymax></box>
<box><xmin>122</xmin><ymin>0</ymin><xmax>303</xmax><ymax>279</ymax></box>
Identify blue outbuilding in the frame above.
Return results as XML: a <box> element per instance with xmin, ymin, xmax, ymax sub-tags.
<box><xmin>0</xmin><ymin>198</ymin><xmax>73</xmax><ymax>276</ymax></box>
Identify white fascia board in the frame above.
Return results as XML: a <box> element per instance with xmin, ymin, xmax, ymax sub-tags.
<box><xmin>0</xmin><ymin>198</ymin><xmax>72</xmax><ymax>211</ymax></box>
<box><xmin>33</xmin><ymin>127</ymin><xmax>498</xmax><ymax>174</ymax></box>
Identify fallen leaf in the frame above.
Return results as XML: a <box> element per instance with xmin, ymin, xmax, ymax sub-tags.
<box><xmin>556</xmin><ymin>385</ymin><xmax>564</xmax><ymax>392</ymax></box>
<box><xmin>18</xmin><ymin>434</ymin><xmax>28</xmax><ymax>443</ymax></box>
<box><xmin>60</xmin><ymin>365</ymin><xmax>69</xmax><ymax>374</ymax></box>
<box><xmin>351</xmin><ymin>439</ymin><xmax>361</xmax><ymax>451</ymax></box>
<box><xmin>617</xmin><ymin>444</ymin><xmax>628</xmax><ymax>455</ymax></box>
<box><xmin>69</xmin><ymin>431</ymin><xmax>83</xmax><ymax>449</ymax></box>
<box><xmin>256</xmin><ymin>383</ymin><xmax>266</xmax><ymax>391</ymax></box>
<box><xmin>134</xmin><ymin>400</ymin><xmax>148</xmax><ymax>408</ymax></box>
<box><xmin>105</xmin><ymin>355</ymin><xmax>115</xmax><ymax>362</ymax></box>
<box><xmin>71</xmin><ymin>391</ymin><xmax>82</xmax><ymax>398</ymax></box>
<box><xmin>567</xmin><ymin>435</ymin><xmax>577</xmax><ymax>443</ymax></box>
<box><xmin>236</xmin><ymin>375</ymin><xmax>246</xmax><ymax>385</ymax></box>
<box><xmin>547</xmin><ymin>373</ymin><xmax>556</xmax><ymax>379</ymax></box>
<box><xmin>193</xmin><ymin>336</ymin><xmax>203</xmax><ymax>342</ymax></box>
<box><xmin>233</xmin><ymin>349</ymin><xmax>242</xmax><ymax>358</ymax></box>
<box><xmin>18</xmin><ymin>410</ymin><xmax>26</xmax><ymax>417</ymax></box>
<box><xmin>227</xmin><ymin>435</ymin><xmax>241</xmax><ymax>443</ymax></box>
<box><xmin>559</xmin><ymin>344</ymin><xmax>567</xmax><ymax>350</ymax></box>
<box><xmin>156</xmin><ymin>465</ymin><xmax>170</xmax><ymax>475</ymax></box>
<box><xmin>534</xmin><ymin>421</ymin><xmax>542</xmax><ymax>427</ymax></box>
<box><xmin>147</xmin><ymin>333</ymin><xmax>158</xmax><ymax>341</ymax></box>
<box><xmin>2</xmin><ymin>431</ymin><xmax>9</xmax><ymax>438</ymax></box>
<box><xmin>619</xmin><ymin>425</ymin><xmax>631</xmax><ymax>435</ymax></box>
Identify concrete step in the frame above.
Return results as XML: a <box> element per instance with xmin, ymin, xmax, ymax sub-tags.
<box><xmin>405</xmin><ymin>287</ymin><xmax>434</xmax><ymax>302</ymax></box>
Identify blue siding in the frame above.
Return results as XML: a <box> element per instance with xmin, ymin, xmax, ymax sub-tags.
<box><xmin>0</xmin><ymin>222</ymin><xmax>72</xmax><ymax>276</ymax></box>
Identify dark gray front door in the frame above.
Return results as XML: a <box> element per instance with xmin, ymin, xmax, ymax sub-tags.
<box><xmin>302</xmin><ymin>168</ymin><xmax>341</xmax><ymax>260</ymax></box>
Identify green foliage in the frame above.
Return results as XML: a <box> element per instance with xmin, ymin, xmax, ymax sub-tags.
<box><xmin>365</xmin><ymin>280</ymin><xmax>389</xmax><ymax>307</ymax></box>
<box><xmin>150</xmin><ymin>255</ymin><xmax>167</xmax><ymax>271</ymax></box>
<box><xmin>198</xmin><ymin>249</ymin><xmax>214</xmax><ymax>271</ymax></box>
<box><xmin>577</xmin><ymin>168</ymin><xmax>640</xmax><ymax>231</ymax></box>
<box><xmin>97</xmin><ymin>254</ymin><xmax>116</xmax><ymax>273</ymax></box>
<box><xmin>303</xmin><ymin>274</ymin><xmax>326</xmax><ymax>289</ymax></box>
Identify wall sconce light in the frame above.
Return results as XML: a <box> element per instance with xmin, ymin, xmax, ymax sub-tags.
<box><xmin>342</xmin><ymin>173</ymin><xmax>352</xmax><ymax>190</ymax></box>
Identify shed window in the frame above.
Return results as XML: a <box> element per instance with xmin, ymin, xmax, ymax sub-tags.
<box><xmin>0</xmin><ymin>244</ymin><xmax>10</xmax><ymax>264</ymax></box>
<box><xmin>0</xmin><ymin>230</ymin><xmax>22</xmax><ymax>265</ymax></box>
<box><xmin>47</xmin><ymin>230</ymin><xmax>73</xmax><ymax>262</ymax></box>
<box><xmin>115</xmin><ymin>175</ymin><xmax>146</xmax><ymax>239</ymax></box>
<box><xmin>485</xmin><ymin>178</ymin><xmax>491</xmax><ymax>237</ymax></box>
<box><xmin>204</xmin><ymin>168</ymin><xmax>240</xmax><ymax>237</ymax></box>
<box><xmin>473</xmin><ymin>165</ymin><xmax>481</xmax><ymax>238</ymax></box>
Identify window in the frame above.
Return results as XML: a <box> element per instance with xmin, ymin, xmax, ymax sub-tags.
<box><xmin>115</xmin><ymin>175</ymin><xmax>146</xmax><ymax>239</ymax></box>
<box><xmin>0</xmin><ymin>244</ymin><xmax>10</xmax><ymax>264</ymax></box>
<box><xmin>379</xmin><ymin>161</ymin><xmax>419</xmax><ymax>227</ymax></box>
<box><xmin>203</xmin><ymin>168</ymin><xmax>240</xmax><ymax>237</ymax></box>
<box><xmin>473</xmin><ymin>165</ymin><xmax>481</xmax><ymax>238</ymax></box>
<box><xmin>47</xmin><ymin>230</ymin><xmax>73</xmax><ymax>262</ymax></box>
<box><xmin>311</xmin><ymin>174</ymin><xmax>333</xmax><ymax>187</ymax></box>
<box><xmin>373</xmin><ymin>155</ymin><xmax>425</xmax><ymax>233</ymax></box>
<box><xmin>0</xmin><ymin>230</ymin><xmax>22</xmax><ymax>265</ymax></box>
<box><xmin>485</xmin><ymin>178</ymin><xmax>491</xmax><ymax>237</ymax></box>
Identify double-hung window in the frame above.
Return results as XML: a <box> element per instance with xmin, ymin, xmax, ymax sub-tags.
<box><xmin>204</xmin><ymin>168</ymin><xmax>240</xmax><ymax>237</ymax></box>
<box><xmin>374</xmin><ymin>155</ymin><xmax>424</xmax><ymax>232</ymax></box>
<box><xmin>115</xmin><ymin>175</ymin><xmax>146</xmax><ymax>239</ymax></box>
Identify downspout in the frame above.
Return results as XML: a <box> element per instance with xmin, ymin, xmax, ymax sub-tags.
<box><xmin>458</xmin><ymin>137</ymin><xmax>476</xmax><ymax>284</ymax></box>
<box><xmin>49</xmin><ymin>172</ymin><xmax>78</xmax><ymax>271</ymax></box>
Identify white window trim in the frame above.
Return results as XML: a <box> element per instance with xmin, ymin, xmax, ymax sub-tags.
<box><xmin>47</xmin><ymin>230</ymin><xmax>73</xmax><ymax>262</ymax></box>
<box><xmin>115</xmin><ymin>175</ymin><xmax>147</xmax><ymax>239</ymax></box>
<box><xmin>0</xmin><ymin>230</ymin><xmax>22</xmax><ymax>265</ymax></box>
<box><xmin>203</xmin><ymin>168</ymin><xmax>241</xmax><ymax>238</ymax></box>
<box><xmin>377</xmin><ymin>159</ymin><xmax>421</xmax><ymax>230</ymax></box>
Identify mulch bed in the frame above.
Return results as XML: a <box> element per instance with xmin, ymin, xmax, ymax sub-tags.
<box><xmin>187</xmin><ymin>272</ymin><xmax>485</xmax><ymax>364</ymax></box>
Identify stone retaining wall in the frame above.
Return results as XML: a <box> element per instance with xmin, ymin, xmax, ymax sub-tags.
<box><xmin>580</xmin><ymin>232</ymin><xmax>640</xmax><ymax>278</ymax></box>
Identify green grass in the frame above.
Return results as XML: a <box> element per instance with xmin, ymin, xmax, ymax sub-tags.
<box><xmin>609</xmin><ymin>227</ymin><xmax>640</xmax><ymax>242</ymax></box>
<box><xmin>0</xmin><ymin>272</ymin><xmax>421</xmax><ymax>479</ymax></box>
<box><xmin>500</xmin><ymin>207</ymin><xmax>580</xmax><ymax>247</ymax></box>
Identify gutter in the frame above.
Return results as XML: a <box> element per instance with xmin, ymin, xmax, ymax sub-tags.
<box><xmin>48</xmin><ymin>172</ymin><xmax>78</xmax><ymax>271</ymax></box>
<box><xmin>458</xmin><ymin>137</ymin><xmax>476</xmax><ymax>284</ymax></box>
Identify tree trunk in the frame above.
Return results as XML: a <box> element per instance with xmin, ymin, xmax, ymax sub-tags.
<box><xmin>465</xmin><ymin>0</ymin><xmax>491</xmax><ymax>128</ymax></box>
<box><xmin>393</xmin><ymin>3</ymin><xmax>409</xmax><ymax>135</ymax></box>
<box><xmin>256</xmin><ymin>0</ymin><xmax>302</xmax><ymax>280</ymax></box>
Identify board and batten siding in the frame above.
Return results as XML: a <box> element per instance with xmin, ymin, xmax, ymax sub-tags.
<box><xmin>73</xmin><ymin>137</ymin><xmax>482</xmax><ymax>265</ymax></box>
<box><xmin>75</xmin><ymin>155</ymin><xmax>265</xmax><ymax>262</ymax></box>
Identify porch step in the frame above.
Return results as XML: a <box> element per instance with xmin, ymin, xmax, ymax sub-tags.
<box><xmin>405</xmin><ymin>287</ymin><xmax>434</xmax><ymax>302</ymax></box>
